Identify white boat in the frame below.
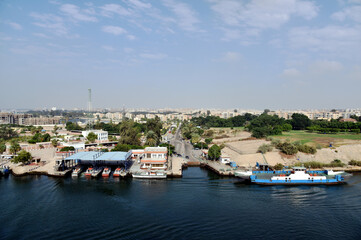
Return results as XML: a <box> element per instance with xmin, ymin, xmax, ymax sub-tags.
<box><xmin>102</xmin><ymin>167</ymin><xmax>111</xmax><ymax>177</ymax></box>
<box><xmin>91</xmin><ymin>167</ymin><xmax>103</xmax><ymax>177</ymax></box>
<box><xmin>132</xmin><ymin>170</ymin><xmax>167</xmax><ymax>179</ymax></box>
<box><xmin>234</xmin><ymin>170</ymin><xmax>253</xmax><ymax>180</ymax></box>
<box><xmin>72</xmin><ymin>167</ymin><xmax>82</xmax><ymax>177</ymax></box>
<box><xmin>113</xmin><ymin>168</ymin><xmax>121</xmax><ymax>177</ymax></box>
<box><xmin>84</xmin><ymin>167</ymin><xmax>93</xmax><ymax>177</ymax></box>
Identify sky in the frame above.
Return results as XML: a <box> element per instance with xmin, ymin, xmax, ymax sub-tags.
<box><xmin>0</xmin><ymin>0</ymin><xmax>361</xmax><ymax>110</ymax></box>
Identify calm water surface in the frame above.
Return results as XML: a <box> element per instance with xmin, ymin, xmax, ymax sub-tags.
<box><xmin>1</xmin><ymin>168</ymin><xmax>361</xmax><ymax>240</ymax></box>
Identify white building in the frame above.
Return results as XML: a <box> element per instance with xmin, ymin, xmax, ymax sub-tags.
<box><xmin>82</xmin><ymin>130</ymin><xmax>108</xmax><ymax>141</ymax></box>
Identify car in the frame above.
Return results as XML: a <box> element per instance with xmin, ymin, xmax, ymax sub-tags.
<box><xmin>177</xmin><ymin>154</ymin><xmax>182</xmax><ymax>157</ymax></box>
<box><xmin>194</xmin><ymin>148</ymin><xmax>199</xmax><ymax>150</ymax></box>
<box><xmin>185</xmin><ymin>156</ymin><xmax>189</xmax><ymax>159</ymax></box>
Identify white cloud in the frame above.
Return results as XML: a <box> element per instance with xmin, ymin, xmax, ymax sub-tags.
<box><xmin>281</xmin><ymin>68</ymin><xmax>301</xmax><ymax>77</ymax></box>
<box><xmin>211</xmin><ymin>0</ymin><xmax>318</xmax><ymax>29</ymax></box>
<box><xmin>127</xmin><ymin>0</ymin><xmax>152</xmax><ymax>9</ymax></box>
<box><xmin>124</xmin><ymin>48</ymin><xmax>133</xmax><ymax>53</ymax></box>
<box><xmin>33</xmin><ymin>33</ymin><xmax>51</xmax><ymax>38</ymax></box>
<box><xmin>102</xmin><ymin>45</ymin><xmax>115</xmax><ymax>51</ymax></box>
<box><xmin>100</xmin><ymin>4</ymin><xmax>132</xmax><ymax>17</ymax></box>
<box><xmin>7</xmin><ymin>21</ymin><xmax>22</xmax><ymax>30</ymax></box>
<box><xmin>127</xmin><ymin>35</ymin><xmax>136</xmax><ymax>40</ymax></box>
<box><xmin>140</xmin><ymin>53</ymin><xmax>167</xmax><ymax>60</ymax></box>
<box><xmin>210</xmin><ymin>0</ymin><xmax>318</xmax><ymax>40</ymax></box>
<box><xmin>288</xmin><ymin>25</ymin><xmax>361</xmax><ymax>52</ymax></box>
<box><xmin>309</xmin><ymin>60</ymin><xmax>343</xmax><ymax>73</ymax></box>
<box><xmin>219</xmin><ymin>51</ymin><xmax>241</xmax><ymax>62</ymax></box>
<box><xmin>60</xmin><ymin>4</ymin><xmax>97</xmax><ymax>22</ymax></box>
<box><xmin>163</xmin><ymin>0</ymin><xmax>201</xmax><ymax>32</ymax></box>
<box><xmin>102</xmin><ymin>25</ymin><xmax>127</xmax><ymax>35</ymax></box>
<box><xmin>30</xmin><ymin>12</ymin><xmax>68</xmax><ymax>36</ymax></box>
<box><xmin>331</xmin><ymin>5</ymin><xmax>361</xmax><ymax>22</ymax></box>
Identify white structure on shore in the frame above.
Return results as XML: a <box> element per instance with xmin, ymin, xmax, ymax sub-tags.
<box><xmin>140</xmin><ymin>147</ymin><xmax>168</xmax><ymax>170</ymax></box>
<box><xmin>81</xmin><ymin>130</ymin><xmax>108</xmax><ymax>141</ymax></box>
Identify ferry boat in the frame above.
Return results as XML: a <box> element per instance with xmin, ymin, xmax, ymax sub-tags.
<box><xmin>102</xmin><ymin>167</ymin><xmax>111</xmax><ymax>177</ymax></box>
<box><xmin>91</xmin><ymin>167</ymin><xmax>103</xmax><ymax>178</ymax></box>
<box><xmin>132</xmin><ymin>170</ymin><xmax>167</xmax><ymax>179</ymax></box>
<box><xmin>248</xmin><ymin>167</ymin><xmax>351</xmax><ymax>185</ymax></box>
<box><xmin>84</xmin><ymin>167</ymin><xmax>93</xmax><ymax>177</ymax></box>
<box><xmin>113</xmin><ymin>168</ymin><xmax>121</xmax><ymax>177</ymax></box>
<box><xmin>72</xmin><ymin>167</ymin><xmax>82</xmax><ymax>177</ymax></box>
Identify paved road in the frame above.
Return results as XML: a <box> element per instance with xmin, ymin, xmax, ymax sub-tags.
<box><xmin>170</xmin><ymin>123</ymin><xmax>201</xmax><ymax>162</ymax></box>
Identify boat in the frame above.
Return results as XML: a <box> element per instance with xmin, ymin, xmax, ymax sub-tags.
<box><xmin>91</xmin><ymin>167</ymin><xmax>103</xmax><ymax>178</ymax></box>
<box><xmin>234</xmin><ymin>168</ymin><xmax>253</xmax><ymax>180</ymax></box>
<box><xmin>0</xmin><ymin>166</ymin><xmax>10</xmax><ymax>176</ymax></box>
<box><xmin>84</xmin><ymin>167</ymin><xmax>93</xmax><ymax>177</ymax></box>
<box><xmin>132</xmin><ymin>170</ymin><xmax>167</xmax><ymax>179</ymax></box>
<box><xmin>72</xmin><ymin>167</ymin><xmax>82</xmax><ymax>177</ymax></box>
<box><xmin>248</xmin><ymin>167</ymin><xmax>351</xmax><ymax>185</ymax></box>
<box><xmin>120</xmin><ymin>169</ymin><xmax>128</xmax><ymax>177</ymax></box>
<box><xmin>113</xmin><ymin>168</ymin><xmax>121</xmax><ymax>177</ymax></box>
<box><xmin>102</xmin><ymin>167</ymin><xmax>111</xmax><ymax>177</ymax></box>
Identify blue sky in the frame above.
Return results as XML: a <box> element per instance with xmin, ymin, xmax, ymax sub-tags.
<box><xmin>1</xmin><ymin>0</ymin><xmax>361</xmax><ymax>110</ymax></box>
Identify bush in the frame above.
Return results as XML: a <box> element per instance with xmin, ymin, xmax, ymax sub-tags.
<box><xmin>278</xmin><ymin>142</ymin><xmax>298</xmax><ymax>155</ymax></box>
<box><xmin>257</xmin><ymin>144</ymin><xmax>273</xmax><ymax>154</ymax></box>
<box><xmin>12</xmin><ymin>150</ymin><xmax>32</xmax><ymax>164</ymax></box>
<box><xmin>273</xmin><ymin>163</ymin><xmax>284</xmax><ymax>170</ymax></box>
<box><xmin>297</xmin><ymin>144</ymin><xmax>317</xmax><ymax>154</ymax></box>
<box><xmin>60</xmin><ymin>146</ymin><xmax>75</xmax><ymax>152</ymax></box>
<box><xmin>205</xmin><ymin>138</ymin><xmax>213</xmax><ymax>144</ymax></box>
<box><xmin>296</xmin><ymin>160</ymin><xmax>345</xmax><ymax>169</ymax></box>
<box><xmin>348</xmin><ymin>160</ymin><xmax>361</xmax><ymax>166</ymax></box>
<box><xmin>271</xmin><ymin>138</ymin><xmax>281</xmax><ymax>147</ymax></box>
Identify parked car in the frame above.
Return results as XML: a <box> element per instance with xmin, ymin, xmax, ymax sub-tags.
<box><xmin>185</xmin><ymin>156</ymin><xmax>189</xmax><ymax>159</ymax></box>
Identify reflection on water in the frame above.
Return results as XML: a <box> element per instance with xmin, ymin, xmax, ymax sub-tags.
<box><xmin>1</xmin><ymin>168</ymin><xmax>361</xmax><ymax>240</ymax></box>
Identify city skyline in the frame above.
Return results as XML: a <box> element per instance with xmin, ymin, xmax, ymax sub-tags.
<box><xmin>1</xmin><ymin>0</ymin><xmax>361</xmax><ymax>109</ymax></box>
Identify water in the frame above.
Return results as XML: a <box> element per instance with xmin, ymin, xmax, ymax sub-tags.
<box><xmin>1</xmin><ymin>168</ymin><xmax>361</xmax><ymax>240</ymax></box>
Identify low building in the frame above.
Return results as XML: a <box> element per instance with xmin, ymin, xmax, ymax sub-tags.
<box><xmin>140</xmin><ymin>147</ymin><xmax>168</xmax><ymax>170</ymax></box>
<box><xmin>82</xmin><ymin>130</ymin><xmax>108</xmax><ymax>141</ymax></box>
<box><xmin>131</xmin><ymin>149</ymin><xmax>144</xmax><ymax>160</ymax></box>
<box><xmin>339</xmin><ymin>118</ymin><xmax>357</xmax><ymax>123</ymax></box>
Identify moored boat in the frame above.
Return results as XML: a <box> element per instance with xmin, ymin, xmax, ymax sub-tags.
<box><xmin>91</xmin><ymin>167</ymin><xmax>103</xmax><ymax>178</ymax></box>
<box><xmin>132</xmin><ymin>170</ymin><xmax>167</xmax><ymax>179</ymax></box>
<box><xmin>72</xmin><ymin>167</ymin><xmax>82</xmax><ymax>177</ymax></box>
<box><xmin>102</xmin><ymin>167</ymin><xmax>111</xmax><ymax>177</ymax></box>
<box><xmin>113</xmin><ymin>168</ymin><xmax>121</xmax><ymax>177</ymax></box>
<box><xmin>249</xmin><ymin>167</ymin><xmax>351</xmax><ymax>185</ymax></box>
<box><xmin>234</xmin><ymin>169</ymin><xmax>253</xmax><ymax>180</ymax></box>
<box><xmin>84</xmin><ymin>167</ymin><xmax>93</xmax><ymax>177</ymax></box>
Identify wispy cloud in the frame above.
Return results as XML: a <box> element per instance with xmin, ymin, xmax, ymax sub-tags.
<box><xmin>127</xmin><ymin>0</ymin><xmax>152</xmax><ymax>10</ymax></box>
<box><xmin>140</xmin><ymin>53</ymin><xmax>167</xmax><ymax>60</ymax></box>
<box><xmin>102</xmin><ymin>25</ymin><xmax>127</xmax><ymax>35</ymax></box>
<box><xmin>210</xmin><ymin>0</ymin><xmax>318</xmax><ymax>40</ymax></box>
<box><xmin>163</xmin><ymin>0</ymin><xmax>202</xmax><ymax>32</ymax></box>
<box><xmin>60</xmin><ymin>4</ymin><xmax>97</xmax><ymax>22</ymax></box>
<box><xmin>7</xmin><ymin>21</ymin><xmax>23</xmax><ymax>30</ymax></box>
<box><xmin>100</xmin><ymin>4</ymin><xmax>132</xmax><ymax>17</ymax></box>
<box><xmin>102</xmin><ymin>45</ymin><xmax>115</xmax><ymax>51</ymax></box>
<box><xmin>331</xmin><ymin>5</ymin><xmax>361</xmax><ymax>23</ymax></box>
<box><xmin>30</xmin><ymin>12</ymin><xmax>68</xmax><ymax>36</ymax></box>
<box><xmin>218</xmin><ymin>51</ymin><xmax>241</xmax><ymax>62</ymax></box>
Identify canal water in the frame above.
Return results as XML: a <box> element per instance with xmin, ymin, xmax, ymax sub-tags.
<box><xmin>1</xmin><ymin>168</ymin><xmax>361</xmax><ymax>240</ymax></box>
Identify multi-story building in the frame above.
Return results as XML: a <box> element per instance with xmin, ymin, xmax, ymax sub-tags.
<box><xmin>81</xmin><ymin>130</ymin><xmax>108</xmax><ymax>141</ymax></box>
<box><xmin>140</xmin><ymin>147</ymin><xmax>168</xmax><ymax>170</ymax></box>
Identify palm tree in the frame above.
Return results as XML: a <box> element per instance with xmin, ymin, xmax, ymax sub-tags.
<box><xmin>146</xmin><ymin>130</ymin><xmax>158</xmax><ymax>146</ymax></box>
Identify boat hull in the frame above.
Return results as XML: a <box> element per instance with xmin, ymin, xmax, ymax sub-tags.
<box><xmin>132</xmin><ymin>175</ymin><xmax>167</xmax><ymax>179</ymax></box>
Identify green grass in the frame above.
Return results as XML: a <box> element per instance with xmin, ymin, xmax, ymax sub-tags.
<box><xmin>272</xmin><ymin>130</ymin><xmax>361</xmax><ymax>147</ymax></box>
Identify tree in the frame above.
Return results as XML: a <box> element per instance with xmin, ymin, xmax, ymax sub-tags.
<box><xmin>208</xmin><ymin>144</ymin><xmax>221</xmax><ymax>160</ymax></box>
<box><xmin>0</xmin><ymin>142</ymin><xmax>6</xmax><ymax>154</ymax></box>
<box><xmin>87</xmin><ymin>132</ymin><xmax>97</xmax><ymax>143</ymax></box>
<box><xmin>51</xmin><ymin>139</ymin><xmax>58</xmax><ymax>147</ymax></box>
<box><xmin>291</xmin><ymin>113</ymin><xmax>311</xmax><ymax>130</ymax></box>
<box><xmin>145</xmin><ymin>130</ymin><xmax>158</xmax><ymax>146</ymax></box>
<box><xmin>10</xmin><ymin>140</ymin><xmax>21</xmax><ymax>154</ymax></box>
<box><xmin>257</xmin><ymin>144</ymin><xmax>273</xmax><ymax>154</ymax></box>
<box><xmin>205</xmin><ymin>138</ymin><xmax>213</xmax><ymax>144</ymax></box>
<box><xmin>0</xmin><ymin>125</ymin><xmax>18</xmax><ymax>140</ymax></box>
<box><xmin>119</xmin><ymin>120</ymin><xmax>141</xmax><ymax>146</ymax></box>
<box><xmin>191</xmin><ymin>133</ymin><xmax>201</xmax><ymax>144</ymax></box>
<box><xmin>52</xmin><ymin>125</ymin><xmax>59</xmax><ymax>137</ymax></box>
<box><xmin>12</xmin><ymin>150</ymin><xmax>32</xmax><ymax>164</ymax></box>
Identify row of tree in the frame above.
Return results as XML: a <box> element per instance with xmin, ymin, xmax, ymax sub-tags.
<box><xmin>190</xmin><ymin>114</ymin><xmax>257</xmax><ymax>128</ymax></box>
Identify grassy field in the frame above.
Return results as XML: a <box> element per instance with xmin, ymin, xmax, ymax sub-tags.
<box><xmin>272</xmin><ymin>130</ymin><xmax>361</xmax><ymax>147</ymax></box>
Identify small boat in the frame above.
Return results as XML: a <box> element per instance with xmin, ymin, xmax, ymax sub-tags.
<box><xmin>120</xmin><ymin>169</ymin><xmax>128</xmax><ymax>177</ymax></box>
<box><xmin>91</xmin><ymin>167</ymin><xmax>103</xmax><ymax>177</ymax></box>
<box><xmin>0</xmin><ymin>166</ymin><xmax>10</xmax><ymax>176</ymax></box>
<box><xmin>113</xmin><ymin>168</ymin><xmax>121</xmax><ymax>177</ymax></box>
<box><xmin>84</xmin><ymin>167</ymin><xmax>93</xmax><ymax>177</ymax></box>
<box><xmin>72</xmin><ymin>167</ymin><xmax>82</xmax><ymax>177</ymax></box>
<box><xmin>234</xmin><ymin>169</ymin><xmax>253</xmax><ymax>180</ymax></box>
<box><xmin>102</xmin><ymin>167</ymin><xmax>111</xmax><ymax>177</ymax></box>
<box><xmin>249</xmin><ymin>167</ymin><xmax>351</xmax><ymax>185</ymax></box>
<box><xmin>132</xmin><ymin>170</ymin><xmax>167</xmax><ymax>179</ymax></box>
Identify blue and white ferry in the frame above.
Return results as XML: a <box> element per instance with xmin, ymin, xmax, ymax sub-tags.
<box><xmin>247</xmin><ymin>167</ymin><xmax>351</xmax><ymax>185</ymax></box>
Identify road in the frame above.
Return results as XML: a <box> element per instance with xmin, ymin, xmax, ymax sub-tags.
<box><xmin>169</xmin><ymin>123</ymin><xmax>201</xmax><ymax>162</ymax></box>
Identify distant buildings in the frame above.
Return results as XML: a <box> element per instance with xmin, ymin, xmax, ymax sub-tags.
<box><xmin>0</xmin><ymin>112</ymin><xmax>61</xmax><ymax>125</ymax></box>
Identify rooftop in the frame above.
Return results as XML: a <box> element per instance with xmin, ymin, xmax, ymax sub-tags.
<box><xmin>65</xmin><ymin>151</ymin><xmax>131</xmax><ymax>161</ymax></box>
